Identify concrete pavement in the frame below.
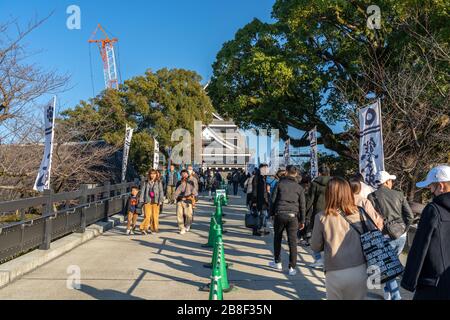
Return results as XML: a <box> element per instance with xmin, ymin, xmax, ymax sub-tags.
<box><xmin>0</xmin><ymin>192</ymin><xmax>412</xmax><ymax>300</ymax></box>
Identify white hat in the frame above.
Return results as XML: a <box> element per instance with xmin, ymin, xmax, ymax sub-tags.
<box><xmin>375</xmin><ymin>171</ymin><xmax>397</xmax><ymax>185</ymax></box>
<box><xmin>416</xmin><ymin>165</ymin><xmax>450</xmax><ymax>188</ymax></box>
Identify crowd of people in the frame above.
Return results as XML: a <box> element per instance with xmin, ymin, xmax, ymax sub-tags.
<box><xmin>244</xmin><ymin>163</ymin><xmax>450</xmax><ymax>300</ymax></box>
<box><xmin>124</xmin><ymin>160</ymin><xmax>450</xmax><ymax>300</ymax></box>
<box><xmin>125</xmin><ymin>164</ymin><xmax>227</xmax><ymax>236</ymax></box>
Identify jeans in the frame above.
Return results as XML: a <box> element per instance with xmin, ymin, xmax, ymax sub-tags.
<box><xmin>313</xmin><ymin>251</ymin><xmax>322</xmax><ymax>261</ymax></box>
<box><xmin>273</xmin><ymin>214</ymin><xmax>298</xmax><ymax>268</ymax></box>
<box><xmin>384</xmin><ymin>233</ymin><xmax>407</xmax><ymax>300</ymax></box>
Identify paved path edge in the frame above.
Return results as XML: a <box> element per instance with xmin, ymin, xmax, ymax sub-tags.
<box><xmin>0</xmin><ymin>214</ymin><xmax>125</xmax><ymax>289</ymax></box>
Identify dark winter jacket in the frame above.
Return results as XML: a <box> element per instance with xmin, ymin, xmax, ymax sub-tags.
<box><xmin>305</xmin><ymin>176</ymin><xmax>332</xmax><ymax>224</ymax></box>
<box><xmin>368</xmin><ymin>185</ymin><xmax>415</xmax><ymax>235</ymax></box>
<box><xmin>251</xmin><ymin>171</ymin><xmax>270</xmax><ymax>211</ymax></box>
<box><xmin>401</xmin><ymin>192</ymin><xmax>450</xmax><ymax>299</ymax></box>
<box><xmin>270</xmin><ymin>176</ymin><xmax>307</xmax><ymax>224</ymax></box>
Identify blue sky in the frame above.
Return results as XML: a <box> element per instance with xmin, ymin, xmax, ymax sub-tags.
<box><xmin>0</xmin><ymin>0</ymin><xmax>338</xmax><ymax>156</ymax></box>
<box><xmin>0</xmin><ymin>0</ymin><xmax>276</xmax><ymax>111</ymax></box>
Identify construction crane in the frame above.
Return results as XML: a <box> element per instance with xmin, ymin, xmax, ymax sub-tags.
<box><xmin>88</xmin><ymin>24</ymin><xmax>119</xmax><ymax>90</ymax></box>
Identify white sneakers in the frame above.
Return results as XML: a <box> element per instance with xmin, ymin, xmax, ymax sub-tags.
<box><xmin>310</xmin><ymin>258</ymin><xmax>324</xmax><ymax>269</ymax></box>
<box><xmin>126</xmin><ymin>229</ymin><xmax>131</xmax><ymax>235</ymax></box>
<box><xmin>179</xmin><ymin>229</ymin><xmax>186</xmax><ymax>235</ymax></box>
<box><xmin>185</xmin><ymin>226</ymin><xmax>191</xmax><ymax>232</ymax></box>
<box><xmin>268</xmin><ymin>261</ymin><xmax>297</xmax><ymax>276</ymax></box>
<box><xmin>384</xmin><ymin>291</ymin><xmax>392</xmax><ymax>301</ymax></box>
<box><xmin>268</xmin><ymin>261</ymin><xmax>282</xmax><ymax>270</ymax></box>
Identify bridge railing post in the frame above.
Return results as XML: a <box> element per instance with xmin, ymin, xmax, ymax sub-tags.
<box><xmin>39</xmin><ymin>189</ymin><xmax>53</xmax><ymax>250</ymax></box>
<box><xmin>103</xmin><ymin>181</ymin><xmax>111</xmax><ymax>222</ymax></box>
<box><xmin>76</xmin><ymin>184</ymin><xmax>89</xmax><ymax>234</ymax></box>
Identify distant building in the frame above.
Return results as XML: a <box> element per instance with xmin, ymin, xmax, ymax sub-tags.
<box><xmin>201</xmin><ymin>113</ymin><xmax>251</xmax><ymax>172</ymax></box>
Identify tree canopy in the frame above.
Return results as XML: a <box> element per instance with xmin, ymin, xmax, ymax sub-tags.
<box><xmin>208</xmin><ymin>0</ymin><xmax>449</xmax><ymax>199</ymax></box>
<box><xmin>62</xmin><ymin>68</ymin><xmax>214</xmax><ymax>176</ymax></box>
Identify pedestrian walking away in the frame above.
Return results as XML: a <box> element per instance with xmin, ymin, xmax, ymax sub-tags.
<box><xmin>251</xmin><ymin>164</ymin><xmax>271</xmax><ymax>236</ymax></box>
<box><xmin>368</xmin><ymin>170</ymin><xmax>415</xmax><ymax>300</ymax></box>
<box><xmin>268</xmin><ymin>165</ymin><xmax>306</xmax><ymax>276</ymax></box>
<box><xmin>305</xmin><ymin>164</ymin><xmax>332</xmax><ymax>269</ymax></box>
<box><xmin>310</xmin><ymin>177</ymin><xmax>382</xmax><ymax>300</ymax></box>
<box><xmin>401</xmin><ymin>165</ymin><xmax>450</xmax><ymax>300</ymax></box>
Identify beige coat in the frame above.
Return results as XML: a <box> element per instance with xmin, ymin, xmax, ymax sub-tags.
<box><xmin>310</xmin><ymin>206</ymin><xmax>383</xmax><ymax>272</ymax></box>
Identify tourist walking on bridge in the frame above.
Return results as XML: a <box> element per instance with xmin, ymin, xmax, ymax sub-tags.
<box><xmin>269</xmin><ymin>165</ymin><xmax>306</xmax><ymax>276</ymax></box>
<box><xmin>139</xmin><ymin>170</ymin><xmax>164</xmax><ymax>234</ymax></box>
<box><xmin>166</xmin><ymin>165</ymin><xmax>179</xmax><ymax>205</ymax></box>
<box><xmin>401</xmin><ymin>165</ymin><xmax>450</xmax><ymax>300</ymax></box>
<box><xmin>174</xmin><ymin>169</ymin><xmax>197</xmax><ymax>234</ymax></box>
<box><xmin>251</xmin><ymin>164</ymin><xmax>271</xmax><ymax>236</ymax></box>
<box><xmin>306</xmin><ymin>165</ymin><xmax>332</xmax><ymax>269</ymax></box>
<box><xmin>125</xmin><ymin>186</ymin><xmax>141</xmax><ymax>235</ymax></box>
<box><xmin>368</xmin><ymin>171</ymin><xmax>414</xmax><ymax>300</ymax></box>
<box><xmin>310</xmin><ymin>177</ymin><xmax>381</xmax><ymax>300</ymax></box>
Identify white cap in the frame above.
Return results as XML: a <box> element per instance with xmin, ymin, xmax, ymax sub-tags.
<box><xmin>375</xmin><ymin>171</ymin><xmax>397</xmax><ymax>185</ymax></box>
<box><xmin>416</xmin><ymin>165</ymin><xmax>450</xmax><ymax>188</ymax></box>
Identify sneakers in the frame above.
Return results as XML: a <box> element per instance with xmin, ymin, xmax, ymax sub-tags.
<box><xmin>310</xmin><ymin>258</ymin><xmax>324</xmax><ymax>269</ymax></box>
<box><xmin>185</xmin><ymin>226</ymin><xmax>191</xmax><ymax>232</ymax></box>
<box><xmin>289</xmin><ymin>267</ymin><xmax>297</xmax><ymax>276</ymax></box>
<box><xmin>383</xmin><ymin>290</ymin><xmax>392</xmax><ymax>301</ymax></box>
<box><xmin>179</xmin><ymin>229</ymin><xmax>186</xmax><ymax>235</ymax></box>
<box><xmin>126</xmin><ymin>229</ymin><xmax>131</xmax><ymax>235</ymax></box>
<box><xmin>268</xmin><ymin>261</ymin><xmax>282</xmax><ymax>270</ymax></box>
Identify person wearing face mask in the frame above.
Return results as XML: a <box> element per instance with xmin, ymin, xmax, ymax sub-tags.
<box><xmin>368</xmin><ymin>171</ymin><xmax>415</xmax><ymax>300</ymax></box>
<box><xmin>401</xmin><ymin>165</ymin><xmax>450</xmax><ymax>300</ymax></box>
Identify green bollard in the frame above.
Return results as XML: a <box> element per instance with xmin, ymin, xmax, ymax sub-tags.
<box><xmin>208</xmin><ymin>259</ymin><xmax>223</xmax><ymax>300</ymax></box>
<box><xmin>216</xmin><ymin>235</ymin><xmax>235</xmax><ymax>293</ymax></box>
<box><xmin>202</xmin><ymin>214</ymin><xmax>218</xmax><ymax>248</ymax></box>
<box><xmin>215</xmin><ymin>200</ymin><xmax>223</xmax><ymax>226</ymax></box>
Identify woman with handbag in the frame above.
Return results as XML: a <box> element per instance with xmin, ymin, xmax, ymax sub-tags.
<box><xmin>310</xmin><ymin>177</ymin><xmax>383</xmax><ymax>300</ymax></box>
<box><xmin>139</xmin><ymin>169</ymin><xmax>164</xmax><ymax>234</ymax></box>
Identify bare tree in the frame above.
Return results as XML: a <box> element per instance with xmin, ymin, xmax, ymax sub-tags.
<box><xmin>0</xmin><ymin>15</ymin><xmax>70</xmax><ymax>124</ymax></box>
<box><xmin>338</xmin><ymin>22</ymin><xmax>450</xmax><ymax>202</ymax></box>
<box><xmin>0</xmin><ymin>113</ymin><xmax>121</xmax><ymax>200</ymax></box>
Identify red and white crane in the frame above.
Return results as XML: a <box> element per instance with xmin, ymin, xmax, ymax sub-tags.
<box><xmin>88</xmin><ymin>24</ymin><xmax>119</xmax><ymax>90</ymax></box>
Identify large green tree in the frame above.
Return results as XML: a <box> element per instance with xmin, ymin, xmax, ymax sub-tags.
<box><xmin>62</xmin><ymin>68</ymin><xmax>214</xmax><ymax>176</ymax></box>
<box><xmin>208</xmin><ymin>0</ymin><xmax>449</xmax><ymax>200</ymax></box>
<box><xmin>209</xmin><ymin>0</ymin><xmax>448</xmax><ymax>156</ymax></box>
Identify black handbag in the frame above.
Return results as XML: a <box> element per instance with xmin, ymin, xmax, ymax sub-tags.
<box><xmin>245</xmin><ymin>207</ymin><xmax>260</xmax><ymax>229</ymax></box>
<box><xmin>339</xmin><ymin>208</ymin><xmax>404</xmax><ymax>284</ymax></box>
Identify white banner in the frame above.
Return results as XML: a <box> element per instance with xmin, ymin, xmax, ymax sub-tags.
<box><xmin>121</xmin><ymin>125</ymin><xmax>134</xmax><ymax>182</ymax></box>
<box><xmin>308</xmin><ymin>127</ymin><xmax>319</xmax><ymax>179</ymax></box>
<box><xmin>359</xmin><ymin>99</ymin><xmax>385</xmax><ymax>187</ymax></box>
<box><xmin>153</xmin><ymin>138</ymin><xmax>159</xmax><ymax>170</ymax></box>
<box><xmin>284</xmin><ymin>138</ymin><xmax>290</xmax><ymax>167</ymax></box>
<box><xmin>33</xmin><ymin>97</ymin><xmax>57</xmax><ymax>192</ymax></box>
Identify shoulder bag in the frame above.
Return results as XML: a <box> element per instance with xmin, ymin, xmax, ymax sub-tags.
<box><xmin>339</xmin><ymin>208</ymin><xmax>404</xmax><ymax>284</ymax></box>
